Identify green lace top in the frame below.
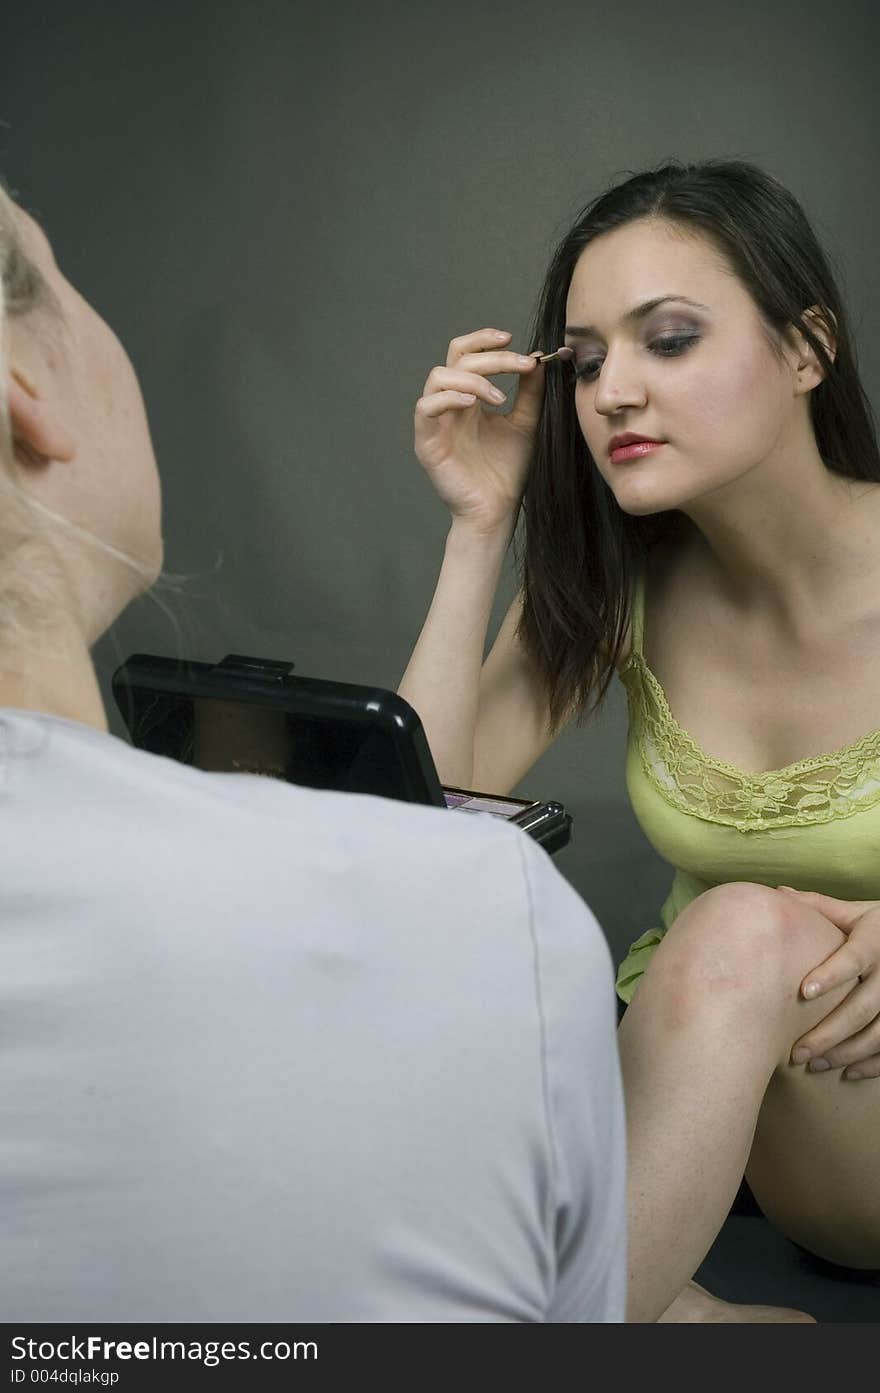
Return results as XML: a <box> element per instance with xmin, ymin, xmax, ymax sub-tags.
<box><xmin>615</xmin><ymin>562</ymin><xmax>880</xmax><ymax>1001</ymax></box>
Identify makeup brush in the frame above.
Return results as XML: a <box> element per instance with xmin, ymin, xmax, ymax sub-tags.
<box><xmin>534</xmin><ymin>346</ymin><xmax>575</xmax><ymax>364</ymax></box>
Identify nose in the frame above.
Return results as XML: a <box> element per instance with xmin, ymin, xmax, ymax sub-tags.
<box><xmin>593</xmin><ymin>346</ymin><xmax>648</xmax><ymax>417</ymax></box>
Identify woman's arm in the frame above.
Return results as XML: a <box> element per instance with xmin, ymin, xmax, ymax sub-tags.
<box><xmin>399</xmin><ymin>521</ymin><xmax>562</xmax><ymax>795</ymax></box>
<box><xmin>398</xmin><ymin>519</ymin><xmax>512</xmax><ymax>789</ymax></box>
<box><xmin>400</xmin><ymin>326</ymin><xmax>558</xmax><ymax>791</ymax></box>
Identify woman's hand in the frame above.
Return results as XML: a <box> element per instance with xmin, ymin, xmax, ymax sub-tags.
<box><xmin>777</xmin><ymin>886</ymin><xmax>880</xmax><ymax>1079</ymax></box>
<box><xmin>413</xmin><ymin>327</ymin><xmax>548</xmax><ymax>537</ymax></box>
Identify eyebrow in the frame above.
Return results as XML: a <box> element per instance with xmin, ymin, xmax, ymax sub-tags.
<box><xmin>564</xmin><ymin>295</ymin><xmax>709</xmax><ymax>340</ymax></box>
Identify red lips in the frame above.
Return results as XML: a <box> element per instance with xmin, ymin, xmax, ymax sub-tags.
<box><xmin>608</xmin><ymin>432</ymin><xmax>664</xmax><ymax>455</ymax></box>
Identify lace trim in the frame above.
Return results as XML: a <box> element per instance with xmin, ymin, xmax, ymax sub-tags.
<box><xmin>620</xmin><ymin>652</ymin><xmax>880</xmax><ymax>831</ymax></box>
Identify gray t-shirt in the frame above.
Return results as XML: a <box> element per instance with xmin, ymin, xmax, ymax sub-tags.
<box><xmin>0</xmin><ymin>708</ymin><xmax>626</xmax><ymax>1322</ymax></box>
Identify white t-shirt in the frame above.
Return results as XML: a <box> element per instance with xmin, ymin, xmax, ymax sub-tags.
<box><xmin>0</xmin><ymin>708</ymin><xmax>626</xmax><ymax>1322</ymax></box>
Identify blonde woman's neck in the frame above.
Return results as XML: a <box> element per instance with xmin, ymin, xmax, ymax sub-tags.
<box><xmin>0</xmin><ymin>643</ymin><xmax>108</xmax><ymax>732</ymax></box>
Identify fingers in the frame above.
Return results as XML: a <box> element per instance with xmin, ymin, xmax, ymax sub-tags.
<box><xmin>451</xmin><ymin>349</ymin><xmax>539</xmax><ymax>377</ymax></box>
<box><xmin>414</xmin><ymin>389</ymin><xmax>480</xmax><ymax>420</ymax></box>
<box><xmin>790</xmin><ymin>979</ymin><xmax>880</xmax><ymax>1070</ymax></box>
<box><xmin>444</xmin><ymin>328</ymin><xmax>538</xmax><ymax>383</ymax></box>
<box><xmin>416</xmin><ymin>328</ymin><xmax>551</xmax><ymax>434</ymax></box>
<box><xmin>422</xmin><ymin>366</ymin><xmax>512</xmax><ymax>407</ymax></box>
<box><xmin>799</xmin><ymin>908</ymin><xmax>880</xmax><ymax>1001</ymax></box>
<box><xmin>446</xmin><ymin>328</ymin><xmax>517</xmax><ymax>368</ymax></box>
<box><xmin>417</xmin><ymin>337</ymin><xmax>541</xmax><ymax>421</ymax></box>
<box><xmin>426</xmin><ymin>352</ymin><xmax>537</xmax><ymax>396</ymax></box>
<box><xmin>800</xmin><ymin>939</ymin><xmax>866</xmax><ymax>1000</ymax></box>
<box><xmin>777</xmin><ymin>886</ymin><xmax>869</xmax><ymax>930</ymax></box>
<box><xmin>782</xmin><ymin>894</ymin><xmax>880</xmax><ymax>1078</ymax></box>
<box><xmin>415</xmin><ymin>371</ymin><xmax>505</xmax><ymax>421</ymax></box>
<box><xmin>840</xmin><ymin>1053</ymin><xmax>880</xmax><ymax>1081</ymax></box>
<box><xmin>794</xmin><ymin>1013</ymin><xmax>880</xmax><ymax>1077</ymax></box>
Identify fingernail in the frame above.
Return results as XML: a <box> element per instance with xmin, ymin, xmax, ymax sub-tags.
<box><xmin>519</xmin><ymin>355</ymin><xmax>537</xmax><ymax>367</ymax></box>
<box><xmin>493</xmin><ymin>330</ymin><xmax>510</xmax><ymax>340</ymax></box>
<box><xmin>791</xmin><ymin>1047</ymin><xmax>810</xmax><ymax>1064</ymax></box>
<box><xmin>845</xmin><ymin>1068</ymin><xmax>864</xmax><ymax>1080</ymax></box>
<box><xmin>777</xmin><ymin>885</ymin><xmax>799</xmax><ymax>894</ymax></box>
<box><xmin>808</xmin><ymin>1057</ymin><xmax>830</xmax><ymax>1072</ymax></box>
<box><xmin>488</xmin><ymin>386</ymin><xmax>506</xmax><ymax>403</ymax></box>
<box><xmin>803</xmin><ymin>981</ymin><xmax>821</xmax><ymax>998</ymax></box>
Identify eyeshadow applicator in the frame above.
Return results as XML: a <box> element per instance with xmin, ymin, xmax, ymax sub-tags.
<box><xmin>534</xmin><ymin>346</ymin><xmax>575</xmax><ymax>364</ymax></box>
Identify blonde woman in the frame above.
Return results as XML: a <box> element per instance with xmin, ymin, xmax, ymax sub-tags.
<box><xmin>0</xmin><ymin>186</ymin><xmax>626</xmax><ymax>1322</ymax></box>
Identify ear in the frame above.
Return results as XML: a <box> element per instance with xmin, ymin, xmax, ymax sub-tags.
<box><xmin>6</xmin><ymin>368</ymin><xmax>76</xmax><ymax>467</ymax></box>
<box><xmin>790</xmin><ymin>304</ymin><xmax>837</xmax><ymax>395</ymax></box>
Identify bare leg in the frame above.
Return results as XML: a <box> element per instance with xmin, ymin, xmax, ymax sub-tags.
<box><xmin>659</xmin><ymin>1281</ymin><xmax>814</xmax><ymax>1322</ymax></box>
<box><xmin>618</xmin><ymin>881</ymin><xmax>852</xmax><ymax>1323</ymax></box>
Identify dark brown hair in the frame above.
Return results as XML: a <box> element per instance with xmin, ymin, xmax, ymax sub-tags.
<box><xmin>514</xmin><ymin>158</ymin><xmax>880</xmax><ymax>735</ymax></box>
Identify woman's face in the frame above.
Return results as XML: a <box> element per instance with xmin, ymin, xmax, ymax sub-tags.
<box><xmin>9</xmin><ymin>203</ymin><xmax>162</xmax><ymax>607</ymax></box>
<box><xmin>564</xmin><ymin>217</ymin><xmax>804</xmax><ymax>518</ymax></box>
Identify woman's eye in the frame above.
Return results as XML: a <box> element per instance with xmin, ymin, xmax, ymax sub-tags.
<box><xmin>650</xmin><ymin>332</ymin><xmax>700</xmax><ymax>357</ymax></box>
<box><xmin>572</xmin><ymin>333</ymin><xmax>700</xmax><ymax>383</ymax></box>
<box><xmin>572</xmin><ymin>357</ymin><xmax>603</xmax><ymax>382</ymax></box>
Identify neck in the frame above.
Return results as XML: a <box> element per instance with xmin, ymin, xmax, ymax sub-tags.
<box><xmin>677</xmin><ymin>425</ymin><xmax>880</xmax><ymax>630</ymax></box>
<box><xmin>0</xmin><ymin>641</ymin><xmax>108</xmax><ymax>732</ymax></box>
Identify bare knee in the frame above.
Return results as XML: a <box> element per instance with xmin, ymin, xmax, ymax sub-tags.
<box><xmin>652</xmin><ymin>881</ymin><xmax>797</xmax><ymax>992</ymax></box>
<box><xmin>643</xmin><ymin>881</ymin><xmax>845</xmax><ymax>1032</ymax></box>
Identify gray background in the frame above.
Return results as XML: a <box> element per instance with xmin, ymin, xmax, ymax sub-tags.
<box><xmin>4</xmin><ymin>0</ymin><xmax>879</xmax><ymax>974</ymax></box>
